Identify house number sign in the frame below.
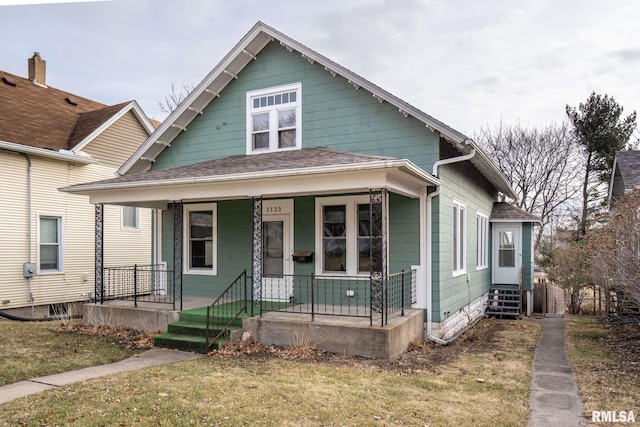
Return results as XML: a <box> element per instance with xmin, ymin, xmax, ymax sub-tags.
<box><xmin>265</xmin><ymin>206</ymin><xmax>283</xmax><ymax>214</ymax></box>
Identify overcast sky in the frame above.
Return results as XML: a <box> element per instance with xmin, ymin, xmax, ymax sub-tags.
<box><xmin>1</xmin><ymin>0</ymin><xmax>638</xmax><ymax>136</ymax></box>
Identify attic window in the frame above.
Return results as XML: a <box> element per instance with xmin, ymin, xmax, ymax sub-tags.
<box><xmin>65</xmin><ymin>97</ymin><xmax>78</xmax><ymax>106</ymax></box>
<box><xmin>1</xmin><ymin>76</ymin><xmax>17</xmax><ymax>87</ymax></box>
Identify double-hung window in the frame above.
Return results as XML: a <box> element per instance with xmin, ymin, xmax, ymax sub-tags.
<box><xmin>246</xmin><ymin>83</ymin><xmax>301</xmax><ymax>154</ymax></box>
<box><xmin>452</xmin><ymin>201</ymin><xmax>466</xmax><ymax>275</ymax></box>
<box><xmin>476</xmin><ymin>212</ymin><xmax>488</xmax><ymax>269</ymax></box>
<box><xmin>316</xmin><ymin>195</ymin><xmax>373</xmax><ymax>276</ymax></box>
<box><xmin>39</xmin><ymin>216</ymin><xmax>62</xmax><ymax>272</ymax></box>
<box><xmin>183</xmin><ymin>203</ymin><xmax>217</xmax><ymax>275</ymax></box>
<box><xmin>122</xmin><ymin>206</ymin><xmax>139</xmax><ymax>229</ymax></box>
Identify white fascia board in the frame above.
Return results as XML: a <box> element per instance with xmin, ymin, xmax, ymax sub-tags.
<box><xmin>490</xmin><ymin>218</ymin><xmax>541</xmax><ymax>224</ymax></box>
<box><xmin>0</xmin><ymin>140</ymin><xmax>98</xmax><ymax>164</ymax></box>
<box><xmin>118</xmin><ymin>26</ymin><xmax>271</xmax><ymax>176</ymax></box>
<box><xmin>67</xmin><ymin>160</ymin><xmax>441</xmax><ymax>207</ymax></box>
<box><xmin>67</xmin><ymin>159</ymin><xmax>439</xmax><ymax>195</ymax></box>
<box><xmin>608</xmin><ymin>156</ymin><xmax>619</xmax><ymax>200</ymax></box>
<box><xmin>84</xmin><ymin>168</ymin><xmax>417</xmax><ymax>207</ymax></box>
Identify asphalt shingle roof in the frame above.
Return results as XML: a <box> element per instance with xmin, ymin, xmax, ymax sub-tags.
<box><xmin>490</xmin><ymin>202</ymin><xmax>540</xmax><ymax>222</ymax></box>
<box><xmin>0</xmin><ymin>68</ymin><xmax>130</xmax><ymax>151</ymax></box>
<box><xmin>615</xmin><ymin>151</ymin><xmax>640</xmax><ymax>191</ymax></box>
<box><xmin>77</xmin><ymin>147</ymin><xmax>400</xmax><ymax>187</ymax></box>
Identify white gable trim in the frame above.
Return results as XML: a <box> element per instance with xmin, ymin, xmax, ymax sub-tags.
<box><xmin>71</xmin><ymin>101</ymin><xmax>155</xmax><ymax>154</ymax></box>
<box><xmin>117</xmin><ymin>21</ymin><xmax>514</xmax><ymax>198</ymax></box>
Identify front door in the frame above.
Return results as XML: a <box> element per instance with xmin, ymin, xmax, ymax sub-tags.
<box><xmin>492</xmin><ymin>223</ymin><xmax>522</xmax><ymax>285</ymax></box>
<box><xmin>262</xmin><ymin>200</ymin><xmax>293</xmax><ymax>301</ymax></box>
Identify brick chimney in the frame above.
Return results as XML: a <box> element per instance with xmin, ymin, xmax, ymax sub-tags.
<box><xmin>28</xmin><ymin>52</ymin><xmax>46</xmax><ymax>87</ymax></box>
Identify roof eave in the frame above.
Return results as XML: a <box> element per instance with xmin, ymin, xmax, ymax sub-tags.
<box><xmin>66</xmin><ymin>158</ymin><xmax>440</xmax><ymax>194</ymax></box>
<box><xmin>0</xmin><ymin>140</ymin><xmax>98</xmax><ymax>164</ymax></box>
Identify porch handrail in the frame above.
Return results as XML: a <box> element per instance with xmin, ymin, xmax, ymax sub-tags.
<box><xmin>205</xmin><ymin>269</ymin><xmax>250</xmax><ymax>352</ymax></box>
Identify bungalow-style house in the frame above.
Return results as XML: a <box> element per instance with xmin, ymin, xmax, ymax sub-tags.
<box><xmin>65</xmin><ymin>23</ymin><xmax>537</xmax><ymax>357</ymax></box>
<box><xmin>0</xmin><ymin>53</ymin><xmax>156</xmax><ymax>319</ymax></box>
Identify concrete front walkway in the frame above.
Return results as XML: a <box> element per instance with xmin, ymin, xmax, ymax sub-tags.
<box><xmin>0</xmin><ymin>348</ymin><xmax>203</xmax><ymax>405</ymax></box>
<box><xmin>528</xmin><ymin>316</ymin><xmax>587</xmax><ymax>426</ymax></box>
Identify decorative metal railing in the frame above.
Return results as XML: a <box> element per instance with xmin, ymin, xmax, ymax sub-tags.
<box><xmin>205</xmin><ymin>270</ymin><xmax>250</xmax><ymax>352</ymax></box>
<box><xmin>100</xmin><ymin>263</ymin><xmax>180</xmax><ymax>310</ymax></box>
<box><xmin>258</xmin><ymin>269</ymin><xmax>417</xmax><ymax>327</ymax></box>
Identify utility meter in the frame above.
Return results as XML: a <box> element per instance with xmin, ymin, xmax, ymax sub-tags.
<box><xmin>23</xmin><ymin>262</ymin><xmax>37</xmax><ymax>278</ymax></box>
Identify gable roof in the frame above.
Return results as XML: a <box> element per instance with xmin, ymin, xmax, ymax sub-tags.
<box><xmin>490</xmin><ymin>202</ymin><xmax>540</xmax><ymax>223</ymax></box>
<box><xmin>609</xmin><ymin>151</ymin><xmax>640</xmax><ymax>199</ymax></box>
<box><xmin>0</xmin><ymin>68</ymin><xmax>155</xmax><ymax>161</ymax></box>
<box><xmin>118</xmin><ymin>21</ymin><xmax>515</xmax><ymax>199</ymax></box>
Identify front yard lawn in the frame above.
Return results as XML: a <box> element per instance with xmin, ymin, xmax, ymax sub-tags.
<box><xmin>0</xmin><ymin>318</ymin><xmax>541</xmax><ymax>426</ymax></box>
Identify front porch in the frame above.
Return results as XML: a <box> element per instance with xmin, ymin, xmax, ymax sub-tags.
<box><xmin>84</xmin><ymin>268</ymin><xmax>422</xmax><ymax>359</ymax></box>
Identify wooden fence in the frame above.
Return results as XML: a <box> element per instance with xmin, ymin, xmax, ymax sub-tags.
<box><xmin>533</xmin><ymin>282</ymin><xmax>566</xmax><ymax>314</ymax></box>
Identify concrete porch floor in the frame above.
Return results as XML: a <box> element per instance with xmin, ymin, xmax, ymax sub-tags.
<box><xmin>83</xmin><ymin>297</ymin><xmax>425</xmax><ymax>359</ymax></box>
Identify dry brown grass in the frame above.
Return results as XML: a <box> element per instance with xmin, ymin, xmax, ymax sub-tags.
<box><xmin>565</xmin><ymin>316</ymin><xmax>640</xmax><ymax>426</ymax></box>
<box><xmin>0</xmin><ymin>318</ymin><xmax>541</xmax><ymax>426</ymax></box>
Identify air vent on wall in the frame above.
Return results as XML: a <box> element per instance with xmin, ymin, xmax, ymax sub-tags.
<box><xmin>65</xmin><ymin>97</ymin><xmax>78</xmax><ymax>106</ymax></box>
<box><xmin>1</xmin><ymin>76</ymin><xmax>17</xmax><ymax>87</ymax></box>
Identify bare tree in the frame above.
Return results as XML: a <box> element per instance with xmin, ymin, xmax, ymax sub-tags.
<box><xmin>476</xmin><ymin>122</ymin><xmax>583</xmax><ymax>249</ymax></box>
<box><xmin>158</xmin><ymin>82</ymin><xmax>195</xmax><ymax>114</ymax></box>
<box><xmin>590</xmin><ymin>189</ymin><xmax>640</xmax><ymax>307</ymax></box>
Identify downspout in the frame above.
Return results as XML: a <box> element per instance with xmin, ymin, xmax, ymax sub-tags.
<box><xmin>21</xmin><ymin>153</ymin><xmax>34</xmax><ymax>317</ymax></box>
<box><xmin>426</xmin><ymin>147</ymin><xmax>476</xmax><ymax>345</ymax></box>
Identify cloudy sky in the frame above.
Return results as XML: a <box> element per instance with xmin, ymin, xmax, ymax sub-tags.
<box><xmin>1</xmin><ymin>0</ymin><xmax>638</xmax><ymax>136</ymax></box>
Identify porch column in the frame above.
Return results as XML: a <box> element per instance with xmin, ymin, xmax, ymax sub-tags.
<box><xmin>252</xmin><ymin>197</ymin><xmax>263</xmax><ymax>302</ymax></box>
<box><xmin>173</xmin><ymin>201</ymin><xmax>183</xmax><ymax>303</ymax></box>
<box><xmin>95</xmin><ymin>204</ymin><xmax>104</xmax><ymax>304</ymax></box>
<box><xmin>370</xmin><ymin>188</ymin><xmax>388</xmax><ymax>314</ymax></box>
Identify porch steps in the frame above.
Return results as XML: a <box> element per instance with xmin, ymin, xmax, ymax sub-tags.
<box><xmin>485</xmin><ymin>284</ymin><xmax>521</xmax><ymax>318</ymax></box>
<box><xmin>154</xmin><ymin>307</ymin><xmax>247</xmax><ymax>353</ymax></box>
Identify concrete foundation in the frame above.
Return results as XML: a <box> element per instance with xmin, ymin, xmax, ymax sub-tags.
<box><xmin>241</xmin><ymin>309</ymin><xmax>424</xmax><ymax>360</ymax></box>
<box><xmin>430</xmin><ymin>293</ymin><xmax>488</xmax><ymax>341</ymax></box>
<box><xmin>83</xmin><ymin>303</ymin><xmax>180</xmax><ymax>332</ymax></box>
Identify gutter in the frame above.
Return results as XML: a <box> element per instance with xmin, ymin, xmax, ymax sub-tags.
<box><xmin>0</xmin><ymin>140</ymin><xmax>97</xmax><ymax>164</ymax></box>
<box><xmin>21</xmin><ymin>153</ymin><xmax>34</xmax><ymax>317</ymax></box>
<box><xmin>63</xmin><ymin>159</ymin><xmax>441</xmax><ymax>194</ymax></box>
<box><xmin>425</xmin><ymin>148</ymin><xmax>476</xmax><ymax>345</ymax></box>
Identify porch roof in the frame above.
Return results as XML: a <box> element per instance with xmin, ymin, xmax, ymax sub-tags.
<box><xmin>62</xmin><ymin>147</ymin><xmax>440</xmax><ymax>208</ymax></box>
<box><xmin>490</xmin><ymin>202</ymin><xmax>540</xmax><ymax>223</ymax></box>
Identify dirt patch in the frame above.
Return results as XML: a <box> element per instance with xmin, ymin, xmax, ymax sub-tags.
<box><xmin>56</xmin><ymin>323</ymin><xmax>157</xmax><ymax>350</ymax></box>
<box><xmin>213</xmin><ymin>317</ymin><xmax>509</xmax><ymax>374</ymax></box>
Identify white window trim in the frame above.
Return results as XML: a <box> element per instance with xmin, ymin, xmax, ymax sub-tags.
<box><xmin>37</xmin><ymin>214</ymin><xmax>64</xmax><ymax>275</ymax></box>
<box><xmin>246</xmin><ymin>82</ymin><xmax>302</xmax><ymax>154</ymax></box>
<box><xmin>121</xmin><ymin>206</ymin><xmax>140</xmax><ymax>230</ymax></box>
<box><xmin>183</xmin><ymin>203</ymin><xmax>217</xmax><ymax>276</ymax></box>
<box><xmin>315</xmin><ymin>194</ymin><xmax>381</xmax><ymax>277</ymax></box>
<box><xmin>452</xmin><ymin>200</ymin><xmax>466</xmax><ymax>277</ymax></box>
<box><xmin>476</xmin><ymin>212</ymin><xmax>489</xmax><ymax>270</ymax></box>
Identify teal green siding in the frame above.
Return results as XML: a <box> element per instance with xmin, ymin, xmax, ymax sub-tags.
<box><xmin>152</xmin><ymin>41</ymin><xmax>439</xmax><ymax>173</ymax></box>
<box><xmin>150</xmin><ymin>40</ymin><xmax>509</xmax><ymax>320</ymax></box>
<box><xmin>389</xmin><ymin>193</ymin><xmax>420</xmax><ymax>273</ymax></box>
<box><xmin>431</xmin><ymin>160</ymin><xmax>496</xmax><ymax>322</ymax></box>
<box><xmin>522</xmin><ymin>222</ymin><xmax>534</xmax><ymax>292</ymax></box>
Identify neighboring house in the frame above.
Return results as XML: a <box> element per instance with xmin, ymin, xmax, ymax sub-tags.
<box><xmin>0</xmin><ymin>53</ymin><xmax>155</xmax><ymax>318</ymax></box>
<box><xmin>65</xmin><ymin>22</ymin><xmax>537</xmax><ymax>345</ymax></box>
<box><xmin>609</xmin><ymin>150</ymin><xmax>640</xmax><ymax>202</ymax></box>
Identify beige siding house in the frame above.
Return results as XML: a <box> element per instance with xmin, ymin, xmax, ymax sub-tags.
<box><xmin>0</xmin><ymin>53</ymin><xmax>156</xmax><ymax>318</ymax></box>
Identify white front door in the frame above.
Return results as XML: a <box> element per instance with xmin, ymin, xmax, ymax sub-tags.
<box><xmin>262</xmin><ymin>200</ymin><xmax>293</xmax><ymax>301</ymax></box>
<box><xmin>492</xmin><ymin>223</ymin><xmax>522</xmax><ymax>285</ymax></box>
